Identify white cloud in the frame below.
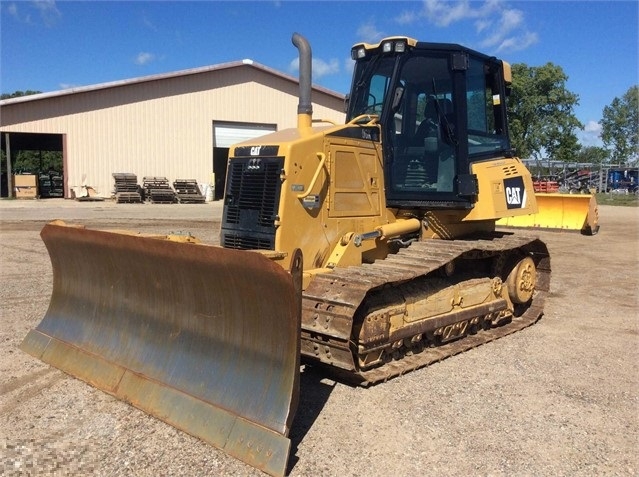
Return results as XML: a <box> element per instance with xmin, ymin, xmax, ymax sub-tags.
<box><xmin>58</xmin><ymin>82</ymin><xmax>83</xmax><ymax>91</ymax></box>
<box><xmin>419</xmin><ymin>0</ymin><xmax>502</xmax><ymax>27</ymax></box>
<box><xmin>313</xmin><ymin>58</ymin><xmax>340</xmax><ymax>78</ymax></box>
<box><xmin>289</xmin><ymin>57</ymin><xmax>340</xmax><ymax>79</ymax></box>
<box><xmin>6</xmin><ymin>0</ymin><xmax>60</xmax><ymax>25</ymax></box>
<box><xmin>395</xmin><ymin>10</ymin><xmax>418</xmax><ymax>25</ymax></box>
<box><xmin>500</xmin><ymin>8</ymin><xmax>524</xmax><ymax>31</ymax></box>
<box><xmin>32</xmin><ymin>0</ymin><xmax>61</xmax><ymax>26</ymax></box>
<box><xmin>343</xmin><ymin>56</ymin><xmax>355</xmax><ymax>77</ymax></box>
<box><xmin>134</xmin><ymin>52</ymin><xmax>156</xmax><ymax>66</ymax></box>
<box><xmin>356</xmin><ymin>20</ymin><xmax>385</xmax><ymax>42</ymax></box>
<box><xmin>395</xmin><ymin>0</ymin><xmax>538</xmax><ymax>54</ymax></box>
<box><xmin>579</xmin><ymin>121</ymin><xmax>604</xmax><ymax>147</ymax></box>
<box><xmin>475</xmin><ymin>18</ymin><xmax>492</xmax><ymax>33</ymax></box>
<box><xmin>495</xmin><ymin>31</ymin><xmax>539</xmax><ymax>52</ymax></box>
<box><xmin>481</xmin><ymin>30</ymin><xmax>503</xmax><ymax>49</ymax></box>
<box><xmin>584</xmin><ymin>120</ymin><xmax>602</xmax><ymax>135</ymax></box>
<box><xmin>7</xmin><ymin>2</ymin><xmax>18</xmax><ymax>17</ymax></box>
<box><xmin>422</xmin><ymin>0</ymin><xmax>472</xmax><ymax>27</ymax></box>
<box><xmin>480</xmin><ymin>7</ymin><xmax>537</xmax><ymax>52</ymax></box>
<box><xmin>142</xmin><ymin>14</ymin><xmax>158</xmax><ymax>32</ymax></box>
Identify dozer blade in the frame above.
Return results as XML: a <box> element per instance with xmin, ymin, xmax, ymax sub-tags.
<box><xmin>21</xmin><ymin>222</ymin><xmax>302</xmax><ymax>477</ymax></box>
<box><xmin>497</xmin><ymin>192</ymin><xmax>599</xmax><ymax>235</ymax></box>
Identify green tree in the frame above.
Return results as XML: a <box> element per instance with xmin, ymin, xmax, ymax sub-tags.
<box><xmin>575</xmin><ymin>145</ymin><xmax>609</xmax><ymax>165</ymax></box>
<box><xmin>507</xmin><ymin>63</ymin><xmax>583</xmax><ymax>162</ymax></box>
<box><xmin>599</xmin><ymin>85</ymin><xmax>638</xmax><ymax>165</ymax></box>
<box><xmin>13</xmin><ymin>150</ymin><xmax>62</xmax><ymax>174</ymax></box>
<box><xmin>1</xmin><ymin>90</ymin><xmax>42</xmax><ymax>100</ymax></box>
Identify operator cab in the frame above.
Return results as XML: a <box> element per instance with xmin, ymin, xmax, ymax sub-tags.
<box><xmin>347</xmin><ymin>37</ymin><xmax>512</xmax><ymax>209</ymax></box>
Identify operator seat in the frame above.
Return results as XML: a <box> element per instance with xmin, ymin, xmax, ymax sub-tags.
<box><xmin>415</xmin><ymin>97</ymin><xmax>455</xmax><ymax>189</ymax></box>
<box><xmin>413</xmin><ymin>97</ymin><xmax>454</xmax><ymax>148</ymax></box>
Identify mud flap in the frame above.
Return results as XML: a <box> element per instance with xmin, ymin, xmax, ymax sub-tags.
<box><xmin>497</xmin><ymin>192</ymin><xmax>599</xmax><ymax>235</ymax></box>
<box><xmin>21</xmin><ymin>222</ymin><xmax>302</xmax><ymax>477</ymax></box>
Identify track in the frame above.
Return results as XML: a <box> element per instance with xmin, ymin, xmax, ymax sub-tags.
<box><xmin>301</xmin><ymin>233</ymin><xmax>551</xmax><ymax>385</ymax></box>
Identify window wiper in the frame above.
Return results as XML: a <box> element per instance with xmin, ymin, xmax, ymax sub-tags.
<box><xmin>349</xmin><ymin>55</ymin><xmax>384</xmax><ymax>118</ymax></box>
<box><xmin>355</xmin><ymin>54</ymin><xmax>382</xmax><ymax>90</ymax></box>
<box><xmin>431</xmin><ymin>78</ymin><xmax>457</xmax><ymax>146</ymax></box>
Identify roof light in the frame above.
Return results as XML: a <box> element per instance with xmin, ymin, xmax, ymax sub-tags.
<box><xmin>382</xmin><ymin>40</ymin><xmax>407</xmax><ymax>54</ymax></box>
<box><xmin>351</xmin><ymin>47</ymin><xmax>367</xmax><ymax>60</ymax></box>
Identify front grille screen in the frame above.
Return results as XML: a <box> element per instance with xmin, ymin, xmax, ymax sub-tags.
<box><xmin>221</xmin><ymin>156</ymin><xmax>283</xmax><ymax>250</ymax></box>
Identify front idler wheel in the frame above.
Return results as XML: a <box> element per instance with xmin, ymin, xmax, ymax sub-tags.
<box><xmin>506</xmin><ymin>255</ymin><xmax>537</xmax><ymax>304</ymax></box>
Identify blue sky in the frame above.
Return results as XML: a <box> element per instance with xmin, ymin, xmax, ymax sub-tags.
<box><xmin>2</xmin><ymin>0</ymin><xmax>637</xmax><ymax>147</ymax></box>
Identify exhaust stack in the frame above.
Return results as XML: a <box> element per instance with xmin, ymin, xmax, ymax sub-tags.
<box><xmin>292</xmin><ymin>33</ymin><xmax>313</xmax><ymax>130</ymax></box>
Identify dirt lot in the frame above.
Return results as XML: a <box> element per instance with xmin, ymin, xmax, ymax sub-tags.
<box><xmin>1</xmin><ymin>199</ymin><xmax>637</xmax><ymax>476</ymax></box>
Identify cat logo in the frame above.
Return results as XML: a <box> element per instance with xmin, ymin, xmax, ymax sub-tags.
<box><xmin>506</xmin><ymin>186</ymin><xmax>522</xmax><ymax>205</ymax></box>
<box><xmin>503</xmin><ymin>176</ymin><xmax>526</xmax><ymax>209</ymax></box>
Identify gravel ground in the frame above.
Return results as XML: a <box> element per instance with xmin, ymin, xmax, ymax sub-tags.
<box><xmin>1</xmin><ymin>199</ymin><xmax>637</xmax><ymax>476</ymax></box>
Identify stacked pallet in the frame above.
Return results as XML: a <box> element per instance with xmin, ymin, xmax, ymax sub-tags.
<box><xmin>113</xmin><ymin>173</ymin><xmax>142</xmax><ymax>203</ymax></box>
<box><xmin>533</xmin><ymin>180</ymin><xmax>560</xmax><ymax>193</ymax></box>
<box><xmin>173</xmin><ymin>179</ymin><xmax>205</xmax><ymax>204</ymax></box>
<box><xmin>143</xmin><ymin>177</ymin><xmax>177</xmax><ymax>204</ymax></box>
<box><xmin>38</xmin><ymin>172</ymin><xmax>64</xmax><ymax>198</ymax></box>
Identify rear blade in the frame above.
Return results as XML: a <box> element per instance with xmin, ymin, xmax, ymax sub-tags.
<box><xmin>21</xmin><ymin>222</ymin><xmax>302</xmax><ymax>477</ymax></box>
<box><xmin>497</xmin><ymin>192</ymin><xmax>599</xmax><ymax>235</ymax></box>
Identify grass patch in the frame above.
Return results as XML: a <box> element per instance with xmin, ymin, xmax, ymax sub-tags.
<box><xmin>595</xmin><ymin>192</ymin><xmax>639</xmax><ymax>206</ymax></box>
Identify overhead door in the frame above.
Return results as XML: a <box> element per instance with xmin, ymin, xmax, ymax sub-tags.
<box><xmin>213</xmin><ymin>122</ymin><xmax>277</xmax><ymax>148</ymax></box>
<box><xmin>212</xmin><ymin>121</ymin><xmax>277</xmax><ymax>200</ymax></box>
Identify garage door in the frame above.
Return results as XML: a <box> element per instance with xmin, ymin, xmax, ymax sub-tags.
<box><xmin>213</xmin><ymin>122</ymin><xmax>277</xmax><ymax>148</ymax></box>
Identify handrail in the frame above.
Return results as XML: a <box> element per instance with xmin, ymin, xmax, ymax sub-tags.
<box><xmin>346</xmin><ymin>114</ymin><xmax>379</xmax><ymax>126</ymax></box>
<box><xmin>297</xmin><ymin>152</ymin><xmax>327</xmax><ymax>199</ymax></box>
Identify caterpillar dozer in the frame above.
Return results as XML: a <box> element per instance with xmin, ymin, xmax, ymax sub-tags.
<box><xmin>497</xmin><ymin>191</ymin><xmax>599</xmax><ymax>234</ymax></box>
<box><xmin>22</xmin><ymin>34</ymin><xmax>551</xmax><ymax>476</ymax></box>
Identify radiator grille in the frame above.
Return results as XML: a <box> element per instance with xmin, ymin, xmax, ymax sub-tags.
<box><xmin>222</xmin><ymin>233</ymin><xmax>275</xmax><ymax>250</ymax></box>
<box><xmin>221</xmin><ymin>156</ymin><xmax>283</xmax><ymax>250</ymax></box>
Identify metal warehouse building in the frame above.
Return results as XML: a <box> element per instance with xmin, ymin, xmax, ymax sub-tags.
<box><xmin>0</xmin><ymin>59</ymin><xmax>345</xmax><ymax>199</ymax></box>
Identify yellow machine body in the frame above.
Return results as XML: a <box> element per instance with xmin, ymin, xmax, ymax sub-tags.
<box><xmin>22</xmin><ymin>34</ymin><xmax>553</xmax><ymax>476</ymax></box>
<box><xmin>226</xmin><ymin>125</ymin><xmax>540</xmax><ymax>288</ymax></box>
<box><xmin>497</xmin><ymin>192</ymin><xmax>599</xmax><ymax>234</ymax></box>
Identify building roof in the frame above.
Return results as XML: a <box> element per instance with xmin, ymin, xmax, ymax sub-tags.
<box><xmin>0</xmin><ymin>59</ymin><xmax>345</xmax><ymax>106</ymax></box>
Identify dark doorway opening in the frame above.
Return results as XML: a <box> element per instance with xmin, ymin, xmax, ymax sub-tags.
<box><xmin>213</xmin><ymin>147</ymin><xmax>229</xmax><ymax>201</ymax></box>
<box><xmin>1</xmin><ymin>132</ymin><xmax>65</xmax><ymax>198</ymax></box>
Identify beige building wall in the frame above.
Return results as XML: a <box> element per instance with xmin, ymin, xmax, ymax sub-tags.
<box><xmin>1</xmin><ymin>62</ymin><xmax>346</xmax><ymax>198</ymax></box>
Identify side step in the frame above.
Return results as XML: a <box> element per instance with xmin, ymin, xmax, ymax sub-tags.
<box><xmin>21</xmin><ymin>222</ymin><xmax>302</xmax><ymax>477</ymax></box>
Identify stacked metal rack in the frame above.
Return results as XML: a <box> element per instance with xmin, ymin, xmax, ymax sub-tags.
<box><xmin>112</xmin><ymin>174</ymin><xmax>208</xmax><ymax>203</ymax></box>
<box><xmin>142</xmin><ymin>177</ymin><xmax>177</xmax><ymax>204</ymax></box>
<box><xmin>173</xmin><ymin>179</ymin><xmax>206</xmax><ymax>203</ymax></box>
<box><xmin>38</xmin><ymin>172</ymin><xmax>64</xmax><ymax>198</ymax></box>
<box><xmin>112</xmin><ymin>173</ymin><xmax>142</xmax><ymax>203</ymax></box>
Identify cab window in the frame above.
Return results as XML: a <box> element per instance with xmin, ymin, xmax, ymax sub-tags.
<box><xmin>466</xmin><ymin>57</ymin><xmax>509</xmax><ymax>157</ymax></box>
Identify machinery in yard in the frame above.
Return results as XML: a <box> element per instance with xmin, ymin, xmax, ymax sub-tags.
<box><xmin>497</xmin><ymin>191</ymin><xmax>599</xmax><ymax>234</ymax></box>
<box><xmin>22</xmin><ymin>34</ymin><xmax>555</xmax><ymax>476</ymax></box>
<box><xmin>497</xmin><ymin>164</ymin><xmax>600</xmax><ymax>235</ymax></box>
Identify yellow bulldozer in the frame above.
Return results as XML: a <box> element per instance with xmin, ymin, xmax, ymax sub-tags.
<box><xmin>497</xmin><ymin>190</ymin><xmax>599</xmax><ymax>234</ymax></box>
<box><xmin>23</xmin><ymin>34</ymin><xmax>561</xmax><ymax>476</ymax></box>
